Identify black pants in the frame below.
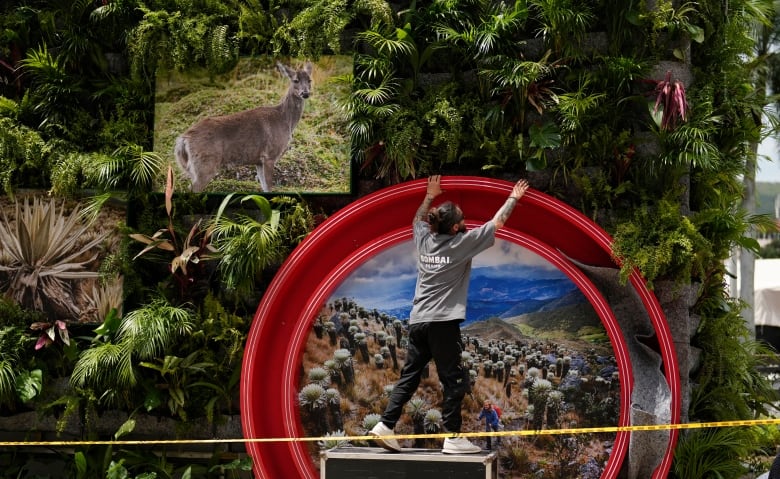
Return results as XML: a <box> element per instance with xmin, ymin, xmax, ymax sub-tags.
<box><xmin>484</xmin><ymin>423</ymin><xmax>500</xmax><ymax>449</ymax></box>
<box><xmin>380</xmin><ymin>320</ymin><xmax>468</xmax><ymax>433</ymax></box>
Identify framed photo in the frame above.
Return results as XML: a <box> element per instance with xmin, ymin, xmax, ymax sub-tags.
<box><xmin>301</xmin><ymin>237</ymin><xmax>626</xmax><ymax>476</ymax></box>
<box><xmin>0</xmin><ymin>192</ymin><xmax>125</xmax><ymax>325</ymax></box>
<box><xmin>240</xmin><ymin>177</ymin><xmax>681</xmax><ymax>479</ymax></box>
<box><xmin>153</xmin><ymin>56</ymin><xmax>353</xmax><ymax>195</ymax></box>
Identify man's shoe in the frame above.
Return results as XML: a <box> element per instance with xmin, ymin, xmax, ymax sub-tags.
<box><xmin>369</xmin><ymin>422</ymin><xmax>401</xmax><ymax>452</ymax></box>
<box><xmin>442</xmin><ymin>436</ymin><xmax>481</xmax><ymax>454</ymax></box>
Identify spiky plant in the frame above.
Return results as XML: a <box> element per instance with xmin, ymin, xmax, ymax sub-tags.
<box><xmin>0</xmin><ymin>196</ymin><xmax>109</xmax><ymax>319</ymax></box>
<box><xmin>299</xmin><ymin>383</ymin><xmax>328</xmax><ymax>436</ymax></box>
<box><xmin>308</xmin><ymin>367</ymin><xmax>331</xmax><ymax>388</ymax></box>
<box><xmin>546</xmin><ymin>390</ymin><xmax>564</xmax><ymax>428</ymax></box>
<box><xmin>298</xmin><ymin>383</ymin><xmax>327</xmax><ymax>412</ymax></box>
<box><xmin>423</xmin><ymin>409</ymin><xmax>442</xmax><ymax>433</ymax></box>
<box><xmin>531</xmin><ymin>378</ymin><xmax>553</xmax><ymax>429</ymax></box>
<box><xmin>374</xmin><ymin>353</ymin><xmax>385</xmax><ymax>369</ymax></box>
<box><xmin>421</xmin><ymin>408</ymin><xmax>443</xmax><ymax>449</ymax></box>
<box><xmin>404</xmin><ymin>394</ymin><xmax>429</xmax><ymax>446</ymax></box>
<box><xmin>82</xmin><ymin>275</ymin><xmax>124</xmax><ymax>324</ymax></box>
<box><xmin>318</xmin><ymin>430</ymin><xmax>350</xmax><ymax>450</ymax></box>
<box><xmin>323</xmin><ymin>359</ymin><xmax>341</xmax><ymax>387</ymax></box>
<box><xmin>332</xmin><ymin>348</ymin><xmax>354</xmax><ymax>384</ymax></box>
<box><xmin>325</xmin><ymin>387</ymin><xmax>343</xmax><ymax>431</ymax></box>
<box><xmin>362</xmin><ymin>413</ymin><xmax>382</xmax><ymax>432</ymax></box>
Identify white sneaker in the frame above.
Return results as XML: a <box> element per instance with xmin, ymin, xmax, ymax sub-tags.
<box><xmin>369</xmin><ymin>422</ymin><xmax>401</xmax><ymax>452</ymax></box>
<box><xmin>442</xmin><ymin>436</ymin><xmax>481</xmax><ymax>454</ymax></box>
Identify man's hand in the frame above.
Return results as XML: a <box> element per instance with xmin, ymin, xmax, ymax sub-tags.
<box><xmin>492</xmin><ymin>178</ymin><xmax>529</xmax><ymax>229</ymax></box>
<box><xmin>427</xmin><ymin>175</ymin><xmax>443</xmax><ymax>198</ymax></box>
<box><xmin>510</xmin><ymin>179</ymin><xmax>529</xmax><ymax>200</ymax></box>
<box><xmin>416</xmin><ymin>175</ymin><xmax>443</xmax><ymax>222</ymax></box>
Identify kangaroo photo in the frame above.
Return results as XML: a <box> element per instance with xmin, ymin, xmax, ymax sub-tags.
<box><xmin>153</xmin><ymin>56</ymin><xmax>352</xmax><ymax>194</ymax></box>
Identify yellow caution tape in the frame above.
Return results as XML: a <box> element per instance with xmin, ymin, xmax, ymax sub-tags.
<box><xmin>3</xmin><ymin>418</ymin><xmax>780</xmax><ymax>447</ymax></box>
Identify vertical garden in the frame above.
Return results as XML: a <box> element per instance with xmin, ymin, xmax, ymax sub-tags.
<box><xmin>1</xmin><ymin>0</ymin><xmax>780</xmax><ymax>478</ymax></box>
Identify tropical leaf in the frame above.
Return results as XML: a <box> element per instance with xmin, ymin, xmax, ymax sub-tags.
<box><xmin>15</xmin><ymin>369</ymin><xmax>42</xmax><ymax>402</ymax></box>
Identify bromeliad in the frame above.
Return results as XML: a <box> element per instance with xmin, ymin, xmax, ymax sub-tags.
<box><xmin>645</xmin><ymin>70</ymin><xmax>689</xmax><ymax>131</ymax></box>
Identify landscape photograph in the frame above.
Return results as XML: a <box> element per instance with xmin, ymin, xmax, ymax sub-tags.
<box><xmin>298</xmin><ymin>239</ymin><xmax>621</xmax><ymax>478</ymax></box>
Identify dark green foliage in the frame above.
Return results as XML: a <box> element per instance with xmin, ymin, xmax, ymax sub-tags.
<box><xmin>0</xmin><ymin>117</ymin><xmax>56</xmax><ymax>192</ymax></box>
<box><xmin>671</xmin><ymin>427</ymin><xmax>760</xmax><ymax>479</ymax></box>
<box><xmin>128</xmin><ymin>4</ymin><xmax>239</xmax><ymax>80</ymax></box>
<box><xmin>612</xmin><ymin>194</ymin><xmax>710</xmax><ymax>286</ymax></box>
<box><xmin>691</xmin><ymin>290</ymin><xmax>778</xmax><ymax>423</ymax></box>
<box><xmin>0</xmin><ymin>297</ymin><xmax>50</xmax><ymax>410</ymax></box>
<box><xmin>0</xmin><ymin>0</ymin><xmax>778</xmax><ymax>476</ymax></box>
<box><xmin>272</xmin><ymin>0</ymin><xmax>393</xmax><ymax>58</ymax></box>
<box><xmin>0</xmin><ymin>294</ymin><xmax>47</xmax><ymax>328</ymax></box>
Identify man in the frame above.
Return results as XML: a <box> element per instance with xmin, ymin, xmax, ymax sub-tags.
<box><xmin>769</xmin><ymin>447</ymin><xmax>780</xmax><ymax>479</ymax></box>
<box><xmin>370</xmin><ymin>175</ymin><xmax>529</xmax><ymax>454</ymax></box>
<box><xmin>478</xmin><ymin>400</ymin><xmax>501</xmax><ymax>450</ymax></box>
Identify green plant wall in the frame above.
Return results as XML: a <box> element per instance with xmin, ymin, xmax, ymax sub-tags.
<box><xmin>1</xmin><ymin>0</ymin><xmax>780</xmax><ymax>478</ymax></box>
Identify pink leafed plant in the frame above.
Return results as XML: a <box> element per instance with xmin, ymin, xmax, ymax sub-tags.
<box><xmin>31</xmin><ymin>320</ymin><xmax>70</xmax><ymax>350</ymax></box>
<box><xmin>646</xmin><ymin>70</ymin><xmax>689</xmax><ymax>131</ymax></box>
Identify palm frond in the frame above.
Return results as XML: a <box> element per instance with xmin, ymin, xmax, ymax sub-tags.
<box><xmin>356</xmin><ymin>29</ymin><xmax>415</xmax><ymax>58</ymax></box>
<box><xmin>672</xmin><ymin>428</ymin><xmax>758</xmax><ymax>479</ymax></box>
<box><xmin>117</xmin><ymin>299</ymin><xmax>193</xmax><ymax>360</ymax></box>
<box><xmin>71</xmin><ymin>341</ymin><xmax>133</xmax><ymax>389</ymax></box>
<box><xmin>0</xmin><ymin>359</ymin><xmax>17</xmax><ymax>406</ymax></box>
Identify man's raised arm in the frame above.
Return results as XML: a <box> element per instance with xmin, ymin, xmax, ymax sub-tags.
<box><xmin>491</xmin><ymin>179</ymin><xmax>529</xmax><ymax>229</ymax></box>
<box><xmin>415</xmin><ymin>175</ymin><xmax>443</xmax><ymax>223</ymax></box>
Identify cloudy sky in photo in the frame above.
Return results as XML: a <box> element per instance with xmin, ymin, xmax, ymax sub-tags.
<box><xmin>329</xmin><ymin>238</ymin><xmax>567</xmax><ymax>311</ymax></box>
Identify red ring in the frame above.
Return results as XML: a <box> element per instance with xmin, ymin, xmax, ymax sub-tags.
<box><xmin>241</xmin><ymin>177</ymin><xmax>680</xmax><ymax>478</ymax></box>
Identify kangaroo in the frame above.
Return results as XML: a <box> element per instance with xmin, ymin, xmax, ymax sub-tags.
<box><xmin>174</xmin><ymin>61</ymin><xmax>313</xmax><ymax>192</ymax></box>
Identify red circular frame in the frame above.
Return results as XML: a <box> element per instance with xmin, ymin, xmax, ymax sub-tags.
<box><xmin>240</xmin><ymin>177</ymin><xmax>680</xmax><ymax>478</ymax></box>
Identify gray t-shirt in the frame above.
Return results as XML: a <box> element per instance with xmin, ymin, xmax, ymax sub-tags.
<box><xmin>409</xmin><ymin>219</ymin><xmax>496</xmax><ymax>324</ymax></box>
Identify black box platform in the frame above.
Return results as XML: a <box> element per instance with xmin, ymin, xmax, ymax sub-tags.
<box><xmin>320</xmin><ymin>447</ymin><xmax>498</xmax><ymax>479</ymax></box>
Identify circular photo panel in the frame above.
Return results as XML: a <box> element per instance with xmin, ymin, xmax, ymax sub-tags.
<box><xmin>240</xmin><ymin>177</ymin><xmax>680</xmax><ymax>479</ymax></box>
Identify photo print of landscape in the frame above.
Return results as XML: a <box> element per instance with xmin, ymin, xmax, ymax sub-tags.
<box><xmin>0</xmin><ymin>193</ymin><xmax>126</xmax><ymax>327</ymax></box>
<box><xmin>153</xmin><ymin>56</ymin><xmax>352</xmax><ymax>194</ymax></box>
<box><xmin>299</xmin><ymin>239</ymin><xmax>621</xmax><ymax>478</ymax></box>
